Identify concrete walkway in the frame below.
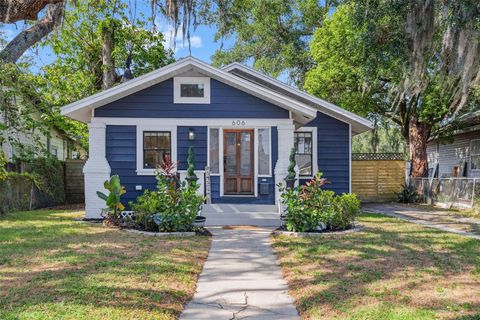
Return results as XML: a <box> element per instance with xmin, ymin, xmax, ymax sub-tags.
<box><xmin>364</xmin><ymin>203</ymin><xmax>480</xmax><ymax>240</ymax></box>
<box><xmin>180</xmin><ymin>227</ymin><xmax>299</xmax><ymax>320</ymax></box>
<box><xmin>202</xmin><ymin>204</ymin><xmax>281</xmax><ymax>227</ymax></box>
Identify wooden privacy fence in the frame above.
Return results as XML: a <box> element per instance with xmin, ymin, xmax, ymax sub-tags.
<box><xmin>65</xmin><ymin>160</ymin><xmax>85</xmax><ymax>204</ymax></box>
<box><xmin>352</xmin><ymin>153</ymin><xmax>405</xmax><ymax>202</ymax></box>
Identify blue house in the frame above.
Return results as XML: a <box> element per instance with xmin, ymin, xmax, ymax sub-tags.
<box><xmin>61</xmin><ymin>58</ymin><xmax>372</xmax><ymax>219</ymax></box>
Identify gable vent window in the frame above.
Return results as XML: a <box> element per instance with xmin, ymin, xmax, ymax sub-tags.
<box><xmin>174</xmin><ymin>77</ymin><xmax>210</xmax><ymax>104</ymax></box>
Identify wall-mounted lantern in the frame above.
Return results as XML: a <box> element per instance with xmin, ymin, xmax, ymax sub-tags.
<box><xmin>188</xmin><ymin>128</ymin><xmax>196</xmax><ymax>141</ymax></box>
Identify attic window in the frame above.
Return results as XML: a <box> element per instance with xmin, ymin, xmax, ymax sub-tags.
<box><xmin>174</xmin><ymin>77</ymin><xmax>210</xmax><ymax>104</ymax></box>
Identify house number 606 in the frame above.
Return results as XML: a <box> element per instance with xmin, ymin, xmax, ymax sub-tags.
<box><xmin>232</xmin><ymin>120</ymin><xmax>246</xmax><ymax>126</ymax></box>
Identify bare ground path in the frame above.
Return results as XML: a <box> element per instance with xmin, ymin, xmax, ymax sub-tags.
<box><xmin>180</xmin><ymin>226</ymin><xmax>299</xmax><ymax>320</ymax></box>
<box><xmin>363</xmin><ymin>203</ymin><xmax>480</xmax><ymax>240</ymax></box>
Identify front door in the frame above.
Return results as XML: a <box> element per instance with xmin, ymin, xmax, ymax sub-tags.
<box><xmin>224</xmin><ymin>129</ymin><xmax>254</xmax><ymax>195</ymax></box>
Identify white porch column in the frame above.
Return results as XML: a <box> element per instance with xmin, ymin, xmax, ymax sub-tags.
<box><xmin>274</xmin><ymin>124</ymin><xmax>296</xmax><ymax>210</ymax></box>
<box><xmin>83</xmin><ymin>122</ymin><xmax>111</xmax><ymax>219</ymax></box>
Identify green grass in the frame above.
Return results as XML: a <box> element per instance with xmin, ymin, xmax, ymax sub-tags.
<box><xmin>0</xmin><ymin>209</ymin><xmax>210</xmax><ymax>320</ymax></box>
<box><xmin>272</xmin><ymin>213</ymin><xmax>480</xmax><ymax>320</ymax></box>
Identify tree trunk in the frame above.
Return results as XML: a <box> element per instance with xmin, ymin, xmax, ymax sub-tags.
<box><xmin>409</xmin><ymin>116</ymin><xmax>430</xmax><ymax>177</ymax></box>
<box><xmin>0</xmin><ymin>3</ymin><xmax>63</xmax><ymax>64</ymax></box>
<box><xmin>0</xmin><ymin>0</ymin><xmax>63</xmax><ymax>23</ymax></box>
<box><xmin>101</xmin><ymin>24</ymin><xmax>116</xmax><ymax>90</ymax></box>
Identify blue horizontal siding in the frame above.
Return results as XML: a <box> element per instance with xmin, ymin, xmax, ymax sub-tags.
<box><xmin>95</xmin><ymin>79</ymin><xmax>289</xmax><ymax>119</ymax></box>
<box><xmin>177</xmin><ymin>126</ymin><xmax>208</xmax><ymax>170</ymax></box>
<box><xmin>301</xmin><ymin>112</ymin><xmax>350</xmax><ymax>194</ymax></box>
<box><xmin>106</xmin><ymin>125</ymin><xmax>156</xmax><ymax>207</ymax></box>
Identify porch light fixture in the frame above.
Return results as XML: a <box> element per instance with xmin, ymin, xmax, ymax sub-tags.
<box><xmin>188</xmin><ymin>128</ymin><xmax>196</xmax><ymax>141</ymax></box>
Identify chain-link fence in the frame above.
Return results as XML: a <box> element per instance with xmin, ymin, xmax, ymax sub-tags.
<box><xmin>411</xmin><ymin>177</ymin><xmax>480</xmax><ymax>209</ymax></box>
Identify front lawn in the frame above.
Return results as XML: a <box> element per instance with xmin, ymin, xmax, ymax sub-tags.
<box><xmin>0</xmin><ymin>209</ymin><xmax>210</xmax><ymax>320</ymax></box>
<box><xmin>272</xmin><ymin>213</ymin><xmax>480</xmax><ymax>320</ymax></box>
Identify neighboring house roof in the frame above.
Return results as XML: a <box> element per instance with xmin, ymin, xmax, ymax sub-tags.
<box><xmin>61</xmin><ymin>57</ymin><xmax>372</xmax><ymax>134</ymax></box>
<box><xmin>429</xmin><ymin>110</ymin><xmax>480</xmax><ymax>141</ymax></box>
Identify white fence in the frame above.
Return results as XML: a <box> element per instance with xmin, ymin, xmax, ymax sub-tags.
<box><xmin>411</xmin><ymin>177</ymin><xmax>480</xmax><ymax>209</ymax></box>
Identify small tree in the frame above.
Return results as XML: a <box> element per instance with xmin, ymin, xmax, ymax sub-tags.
<box><xmin>186</xmin><ymin>146</ymin><xmax>198</xmax><ymax>184</ymax></box>
<box><xmin>286</xmin><ymin>147</ymin><xmax>297</xmax><ymax>181</ymax></box>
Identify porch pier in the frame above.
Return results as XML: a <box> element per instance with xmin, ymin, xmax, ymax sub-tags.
<box><xmin>83</xmin><ymin>122</ymin><xmax>111</xmax><ymax>219</ymax></box>
<box><xmin>274</xmin><ymin>124</ymin><xmax>296</xmax><ymax>210</ymax></box>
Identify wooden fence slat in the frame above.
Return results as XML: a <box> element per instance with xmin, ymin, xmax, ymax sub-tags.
<box><xmin>65</xmin><ymin>160</ymin><xmax>85</xmax><ymax>204</ymax></box>
<box><xmin>352</xmin><ymin>159</ymin><xmax>405</xmax><ymax>202</ymax></box>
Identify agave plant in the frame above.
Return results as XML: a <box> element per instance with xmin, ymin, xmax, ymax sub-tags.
<box><xmin>97</xmin><ymin>175</ymin><xmax>126</xmax><ymax>218</ymax></box>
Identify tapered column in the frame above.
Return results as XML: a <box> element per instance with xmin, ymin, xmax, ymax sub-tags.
<box><xmin>274</xmin><ymin>124</ymin><xmax>297</xmax><ymax>210</ymax></box>
<box><xmin>83</xmin><ymin>122</ymin><xmax>111</xmax><ymax>219</ymax></box>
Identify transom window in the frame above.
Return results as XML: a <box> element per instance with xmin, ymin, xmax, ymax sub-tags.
<box><xmin>294</xmin><ymin>131</ymin><xmax>313</xmax><ymax>177</ymax></box>
<box><xmin>181</xmin><ymin>83</ymin><xmax>204</xmax><ymax>97</ymax></box>
<box><xmin>143</xmin><ymin>131</ymin><xmax>171</xmax><ymax>169</ymax></box>
<box><xmin>471</xmin><ymin>139</ymin><xmax>480</xmax><ymax>170</ymax></box>
<box><xmin>174</xmin><ymin>77</ymin><xmax>210</xmax><ymax>104</ymax></box>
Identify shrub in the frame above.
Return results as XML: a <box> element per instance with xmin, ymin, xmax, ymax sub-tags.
<box><xmin>129</xmin><ymin>190</ymin><xmax>160</xmax><ymax>231</ymax></box>
<box><xmin>127</xmin><ymin>159</ymin><xmax>205</xmax><ymax>232</ymax></box>
<box><xmin>396</xmin><ymin>183</ymin><xmax>419</xmax><ymax>203</ymax></box>
<box><xmin>330</xmin><ymin>193</ymin><xmax>361</xmax><ymax>230</ymax></box>
<box><xmin>280</xmin><ymin>172</ymin><xmax>360</xmax><ymax>232</ymax></box>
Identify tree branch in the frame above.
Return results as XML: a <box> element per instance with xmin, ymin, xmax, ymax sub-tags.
<box><xmin>0</xmin><ymin>0</ymin><xmax>63</xmax><ymax>23</ymax></box>
<box><xmin>0</xmin><ymin>3</ymin><xmax>63</xmax><ymax>64</ymax></box>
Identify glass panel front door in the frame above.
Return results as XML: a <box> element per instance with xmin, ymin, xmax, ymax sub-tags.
<box><xmin>223</xmin><ymin>130</ymin><xmax>254</xmax><ymax>195</ymax></box>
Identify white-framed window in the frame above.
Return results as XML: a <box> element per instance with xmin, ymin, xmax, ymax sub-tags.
<box><xmin>294</xmin><ymin>127</ymin><xmax>318</xmax><ymax>178</ymax></box>
<box><xmin>174</xmin><ymin>77</ymin><xmax>211</xmax><ymax>104</ymax></box>
<box><xmin>136</xmin><ymin>125</ymin><xmax>177</xmax><ymax>175</ymax></box>
<box><xmin>471</xmin><ymin>139</ymin><xmax>480</xmax><ymax>171</ymax></box>
<box><xmin>50</xmin><ymin>146</ymin><xmax>58</xmax><ymax>158</ymax></box>
<box><xmin>257</xmin><ymin>127</ymin><xmax>271</xmax><ymax>176</ymax></box>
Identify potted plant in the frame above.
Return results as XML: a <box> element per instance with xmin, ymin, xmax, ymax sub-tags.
<box><xmin>185</xmin><ymin>146</ymin><xmax>198</xmax><ymax>185</ymax></box>
<box><xmin>284</xmin><ymin>147</ymin><xmax>297</xmax><ymax>189</ymax></box>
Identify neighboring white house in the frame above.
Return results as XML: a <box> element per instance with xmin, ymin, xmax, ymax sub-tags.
<box><xmin>0</xmin><ymin>111</ymin><xmax>85</xmax><ymax>162</ymax></box>
<box><xmin>427</xmin><ymin>111</ymin><xmax>480</xmax><ymax>178</ymax></box>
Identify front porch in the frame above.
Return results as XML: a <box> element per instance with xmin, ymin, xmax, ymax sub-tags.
<box><xmin>202</xmin><ymin>204</ymin><xmax>281</xmax><ymax>227</ymax></box>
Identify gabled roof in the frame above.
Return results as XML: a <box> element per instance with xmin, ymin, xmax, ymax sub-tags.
<box><xmin>61</xmin><ymin>57</ymin><xmax>372</xmax><ymax>133</ymax></box>
<box><xmin>61</xmin><ymin>57</ymin><xmax>317</xmax><ymax>125</ymax></box>
<box><xmin>222</xmin><ymin>62</ymin><xmax>373</xmax><ymax>134</ymax></box>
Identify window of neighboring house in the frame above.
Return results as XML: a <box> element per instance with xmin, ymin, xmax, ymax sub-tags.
<box><xmin>209</xmin><ymin>128</ymin><xmax>220</xmax><ymax>174</ymax></box>
<box><xmin>51</xmin><ymin>146</ymin><xmax>58</xmax><ymax>158</ymax></box>
<box><xmin>174</xmin><ymin>77</ymin><xmax>210</xmax><ymax>104</ymax></box>
<box><xmin>143</xmin><ymin>131</ymin><xmax>171</xmax><ymax>169</ymax></box>
<box><xmin>471</xmin><ymin>139</ymin><xmax>480</xmax><ymax>170</ymax></box>
<box><xmin>294</xmin><ymin>131</ymin><xmax>313</xmax><ymax>177</ymax></box>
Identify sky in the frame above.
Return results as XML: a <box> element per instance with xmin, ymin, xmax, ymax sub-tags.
<box><xmin>0</xmin><ymin>3</ymin><xmax>234</xmax><ymax>73</ymax></box>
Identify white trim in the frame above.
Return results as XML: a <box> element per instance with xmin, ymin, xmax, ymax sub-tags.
<box><xmin>207</xmin><ymin>127</ymin><xmax>221</xmax><ymax>176</ymax></box>
<box><xmin>222</xmin><ymin>62</ymin><xmax>373</xmax><ymax>134</ymax></box>
<box><xmin>92</xmin><ymin>117</ymin><xmax>293</xmax><ymax>127</ymax></box>
<box><xmin>136</xmin><ymin>125</ymin><xmax>177</xmax><ymax>176</ymax></box>
<box><xmin>257</xmin><ymin>127</ymin><xmax>272</xmax><ymax>177</ymax></box>
<box><xmin>220</xmin><ymin>128</ymin><xmax>258</xmax><ymax>198</ymax></box>
<box><xmin>174</xmin><ymin>77</ymin><xmax>211</xmax><ymax>104</ymax></box>
<box><xmin>60</xmin><ymin>57</ymin><xmax>317</xmax><ymax>124</ymax></box>
<box><xmin>349</xmin><ymin>124</ymin><xmax>352</xmax><ymax>193</ymax></box>
<box><xmin>219</xmin><ymin>128</ymin><xmax>224</xmax><ymax>196</ymax></box>
<box><xmin>294</xmin><ymin>126</ymin><xmax>318</xmax><ymax>179</ymax></box>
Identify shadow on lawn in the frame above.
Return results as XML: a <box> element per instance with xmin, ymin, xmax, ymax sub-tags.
<box><xmin>0</xmin><ymin>210</ymin><xmax>210</xmax><ymax>318</ymax></box>
<box><xmin>272</xmin><ymin>213</ymin><xmax>480</xmax><ymax>318</ymax></box>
